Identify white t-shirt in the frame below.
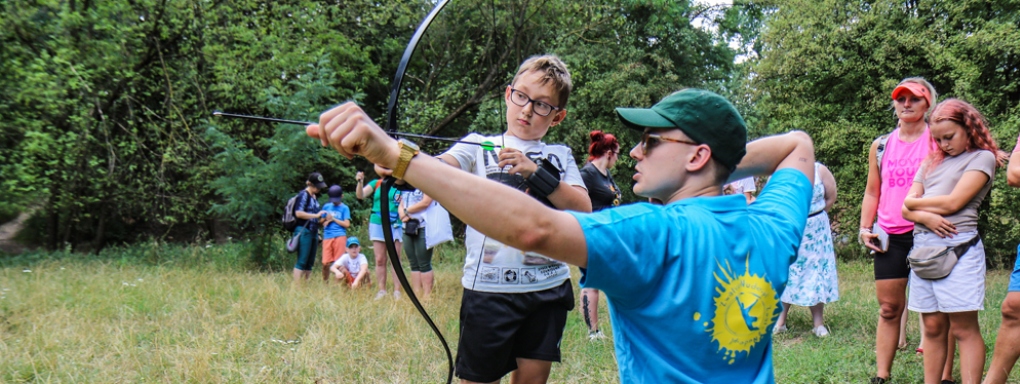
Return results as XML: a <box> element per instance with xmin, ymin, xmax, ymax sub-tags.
<box><xmin>332</xmin><ymin>253</ymin><xmax>368</xmax><ymax>275</ymax></box>
<box><xmin>444</xmin><ymin>133</ymin><xmax>584</xmax><ymax>293</ymax></box>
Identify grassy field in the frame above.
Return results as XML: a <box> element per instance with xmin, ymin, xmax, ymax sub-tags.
<box><xmin>1</xmin><ymin>242</ymin><xmax>1019</xmax><ymax>383</ymax></box>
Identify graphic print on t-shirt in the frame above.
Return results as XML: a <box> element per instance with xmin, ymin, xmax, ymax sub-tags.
<box><xmin>883</xmin><ymin>156</ymin><xmax>925</xmax><ymax>189</ymax></box>
<box><xmin>447</xmin><ymin>134</ymin><xmax>578</xmax><ymax>292</ymax></box>
<box><xmin>481</xmin><ymin>145</ymin><xmax>565</xmax><ymax>195</ymax></box>
<box><xmin>694</xmin><ymin>257</ymin><xmax>778</xmax><ymax>365</ymax></box>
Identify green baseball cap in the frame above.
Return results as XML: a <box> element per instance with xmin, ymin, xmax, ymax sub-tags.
<box><xmin>616</xmin><ymin>89</ymin><xmax>747</xmax><ymax>171</ymax></box>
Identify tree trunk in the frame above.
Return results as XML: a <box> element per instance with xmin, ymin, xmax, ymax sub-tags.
<box><xmin>92</xmin><ymin>213</ymin><xmax>107</xmax><ymax>254</ymax></box>
<box><xmin>47</xmin><ymin>198</ymin><xmax>59</xmax><ymax>250</ymax></box>
<box><xmin>211</xmin><ymin>215</ymin><xmax>229</xmax><ymax>244</ymax></box>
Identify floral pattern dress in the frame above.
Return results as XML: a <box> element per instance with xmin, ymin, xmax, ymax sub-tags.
<box><xmin>781</xmin><ymin>163</ymin><xmax>840</xmax><ymax>306</ymax></box>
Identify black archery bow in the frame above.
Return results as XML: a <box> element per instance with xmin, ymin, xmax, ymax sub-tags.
<box><xmin>377</xmin><ymin>2</ymin><xmax>454</xmax><ymax>384</ymax></box>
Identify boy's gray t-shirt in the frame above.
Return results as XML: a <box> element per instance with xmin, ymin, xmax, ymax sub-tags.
<box><xmin>914</xmin><ymin>149</ymin><xmax>995</xmax><ymax>234</ymax></box>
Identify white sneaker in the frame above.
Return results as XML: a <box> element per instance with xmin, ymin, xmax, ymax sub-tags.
<box><xmin>773</xmin><ymin>325</ymin><xmax>788</xmax><ymax>334</ymax></box>
<box><xmin>375</xmin><ymin>290</ymin><xmax>387</xmax><ymax>300</ymax></box>
<box><xmin>588</xmin><ymin>330</ymin><xmax>606</xmax><ymax>341</ymax></box>
<box><xmin>812</xmin><ymin>325</ymin><xmax>829</xmax><ymax>337</ymax></box>
<box><xmin>393</xmin><ymin>290</ymin><xmax>401</xmax><ymax>300</ymax></box>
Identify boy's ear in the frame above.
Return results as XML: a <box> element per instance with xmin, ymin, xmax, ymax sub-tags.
<box><xmin>549</xmin><ymin>108</ymin><xmax>567</xmax><ymax>127</ymax></box>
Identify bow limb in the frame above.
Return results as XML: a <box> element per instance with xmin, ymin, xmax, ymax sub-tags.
<box><xmin>378</xmin><ymin>177</ymin><xmax>453</xmax><ymax>384</ymax></box>
<box><xmin>381</xmin><ymin>2</ymin><xmax>454</xmax><ymax>383</ymax></box>
<box><xmin>385</xmin><ymin>0</ymin><xmax>453</xmax><ymax>134</ymax></box>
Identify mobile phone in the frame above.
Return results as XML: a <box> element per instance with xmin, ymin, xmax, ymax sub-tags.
<box><xmin>872</xmin><ymin>224</ymin><xmax>889</xmax><ymax>253</ymax></box>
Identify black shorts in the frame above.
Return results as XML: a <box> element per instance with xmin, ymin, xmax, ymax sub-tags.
<box><xmin>455</xmin><ymin>280</ymin><xmax>575</xmax><ymax>383</ymax></box>
<box><xmin>874</xmin><ymin>232</ymin><xmax>913</xmax><ymax>280</ymax></box>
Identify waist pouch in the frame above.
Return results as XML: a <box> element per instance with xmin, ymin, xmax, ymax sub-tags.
<box><xmin>907</xmin><ymin>235</ymin><xmax>979</xmax><ymax>280</ymax></box>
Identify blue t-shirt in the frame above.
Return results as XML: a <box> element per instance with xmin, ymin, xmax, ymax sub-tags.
<box><xmin>570</xmin><ymin>169</ymin><xmax>811</xmax><ymax>384</ymax></box>
<box><xmin>320</xmin><ymin>202</ymin><xmax>351</xmax><ymax>239</ymax></box>
<box><xmin>294</xmin><ymin>190</ymin><xmax>321</xmax><ymax>231</ymax></box>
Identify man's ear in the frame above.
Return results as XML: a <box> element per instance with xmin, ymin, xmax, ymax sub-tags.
<box><xmin>685</xmin><ymin>145</ymin><xmax>713</xmax><ymax>173</ymax></box>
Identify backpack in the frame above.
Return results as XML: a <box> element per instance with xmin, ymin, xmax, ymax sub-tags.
<box><xmin>281</xmin><ymin>191</ymin><xmax>305</xmax><ymax>231</ymax></box>
<box><xmin>875</xmin><ymin>134</ymin><xmax>891</xmax><ymax>171</ymax></box>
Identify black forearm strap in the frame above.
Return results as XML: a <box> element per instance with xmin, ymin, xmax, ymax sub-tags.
<box><xmin>526</xmin><ymin>158</ymin><xmax>560</xmax><ymax>200</ymax></box>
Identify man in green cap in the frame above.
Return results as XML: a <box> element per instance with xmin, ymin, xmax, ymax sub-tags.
<box><xmin>306</xmin><ymin>88</ymin><xmax>815</xmax><ymax>383</ymax></box>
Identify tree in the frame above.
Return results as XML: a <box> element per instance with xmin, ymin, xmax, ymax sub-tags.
<box><xmin>0</xmin><ymin>0</ymin><xmax>743</xmax><ymax>253</ymax></box>
<box><xmin>746</xmin><ymin>0</ymin><xmax>1020</xmax><ymax>263</ymax></box>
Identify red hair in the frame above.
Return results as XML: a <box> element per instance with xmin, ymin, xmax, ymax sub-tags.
<box><xmin>926</xmin><ymin>98</ymin><xmax>999</xmax><ymax>172</ymax></box>
<box><xmin>587</xmin><ymin>130</ymin><xmax>619</xmax><ymax>162</ymax></box>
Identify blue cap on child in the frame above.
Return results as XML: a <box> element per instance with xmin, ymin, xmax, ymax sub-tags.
<box><xmin>346</xmin><ymin>237</ymin><xmax>360</xmax><ymax>247</ymax></box>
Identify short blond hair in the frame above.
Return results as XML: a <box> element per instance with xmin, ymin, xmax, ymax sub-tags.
<box><xmin>511</xmin><ymin>55</ymin><xmax>573</xmax><ymax>108</ymax></box>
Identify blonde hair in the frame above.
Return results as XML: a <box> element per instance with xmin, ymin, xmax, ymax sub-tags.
<box><xmin>511</xmin><ymin>55</ymin><xmax>573</xmax><ymax>108</ymax></box>
<box><xmin>892</xmin><ymin>77</ymin><xmax>939</xmax><ymax>120</ymax></box>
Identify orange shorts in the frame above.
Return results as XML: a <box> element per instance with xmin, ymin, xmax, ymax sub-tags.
<box><xmin>322</xmin><ymin>236</ymin><xmax>346</xmax><ymax>265</ymax></box>
<box><xmin>337</xmin><ymin>268</ymin><xmax>369</xmax><ymax>287</ymax></box>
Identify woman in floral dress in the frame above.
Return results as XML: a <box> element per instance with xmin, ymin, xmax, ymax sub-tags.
<box><xmin>774</xmin><ymin>162</ymin><xmax>839</xmax><ymax>337</ymax></box>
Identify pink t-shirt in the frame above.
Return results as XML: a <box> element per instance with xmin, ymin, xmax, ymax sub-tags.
<box><xmin>877</xmin><ymin>127</ymin><xmax>934</xmax><ymax>234</ymax></box>
<box><xmin>1014</xmin><ymin>134</ymin><xmax>1020</xmax><ymax>154</ymax></box>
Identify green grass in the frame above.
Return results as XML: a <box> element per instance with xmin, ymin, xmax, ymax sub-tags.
<box><xmin>1</xmin><ymin>242</ymin><xmax>1018</xmax><ymax>383</ymax></box>
<box><xmin>773</xmin><ymin>259</ymin><xmax>1017</xmax><ymax>383</ymax></box>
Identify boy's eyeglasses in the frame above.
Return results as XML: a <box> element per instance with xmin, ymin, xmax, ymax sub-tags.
<box><xmin>640</xmin><ymin>133</ymin><xmax>700</xmax><ymax>155</ymax></box>
<box><xmin>509</xmin><ymin>89</ymin><xmax>561</xmax><ymax>117</ymax></box>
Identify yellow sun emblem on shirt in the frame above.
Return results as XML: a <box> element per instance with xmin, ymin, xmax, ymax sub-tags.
<box><xmin>694</xmin><ymin>258</ymin><xmax>778</xmax><ymax>365</ymax></box>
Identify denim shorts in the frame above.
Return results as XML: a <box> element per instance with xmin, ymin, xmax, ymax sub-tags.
<box><xmin>368</xmin><ymin>222</ymin><xmax>403</xmax><ymax>243</ymax></box>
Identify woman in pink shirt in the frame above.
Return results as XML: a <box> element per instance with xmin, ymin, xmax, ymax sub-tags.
<box><xmin>859</xmin><ymin>78</ymin><xmax>938</xmax><ymax>384</ymax></box>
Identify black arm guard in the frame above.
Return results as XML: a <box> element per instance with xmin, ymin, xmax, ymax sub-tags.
<box><xmin>525</xmin><ymin>157</ymin><xmax>561</xmax><ymax>200</ymax></box>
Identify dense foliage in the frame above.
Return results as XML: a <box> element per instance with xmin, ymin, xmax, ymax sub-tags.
<box><xmin>0</xmin><ymin>0</ymin><xmax>733</xmax><ymax>251</ymax></box>
<box><xmin>745</xmin><ymin>0</ymin><xmax>1020</xmax><ymax>264</ymax></box>
<box><xmin>3</xmin><ymin>1</ymin><xmax>1020</xmax><ymax>265</ymax></box>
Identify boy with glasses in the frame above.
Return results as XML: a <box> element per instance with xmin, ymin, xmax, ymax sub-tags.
<box><xmin>318</xmin><ymin>55</ymin><xmax>589</xmax><ymax>383</ymax></box>
<box><xmin>310</xmin><ymin>87</ymin><xmax>814</xmax><ymax>382</ymax></box>
<box><xmin>434</xmin><ymin>55</ymin><xmax>590</xmax><ymax>384</ymax></box>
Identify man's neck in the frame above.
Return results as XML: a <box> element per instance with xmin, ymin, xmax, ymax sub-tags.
<box><xmin>664</xmin><ymin>180</ymin><xmax>724</xmax><ymax>204</ymax></box>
